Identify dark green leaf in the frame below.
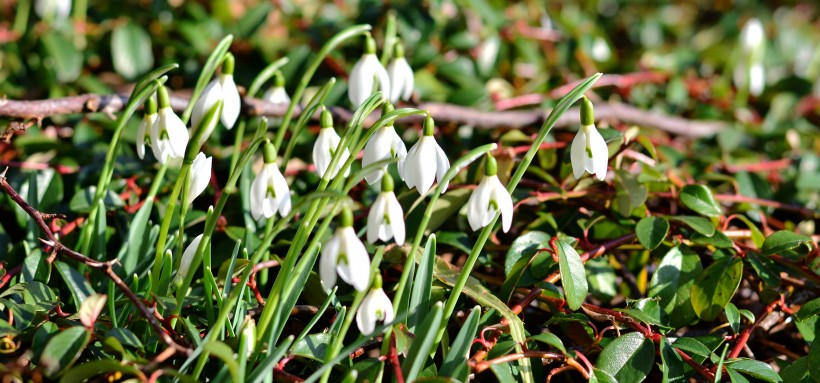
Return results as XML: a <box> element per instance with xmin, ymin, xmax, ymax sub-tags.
<box><xmin>60</xmin><ymin>360</ymin><xmax>140</xmax><ymax>383</ymax></box>
<box><xmin>761</xmin><ymin>231</ymin><xmax>812</xmax><ymax>255</ymax></box>
<box><xmin>528</xmin><ymin>332</ymin><xmax>566</xmax><ymax>354</ymax></box>
<box><xmin>670</xmin><ymin>216</ymin><xmax>715</xmax><ymax>236</ymax></box>
<box><xmin>409</xmin><ymin>235</ymin><xmax>436</xmax><ymax>332</ymax></box>
<box><xmin>691</xmin><ymin>256</ymin><xmax>743</xmax><ymax>321</ymax></box>
<box><xmin>648</xmin><ymin>246</ymin><xmax>702</xmax><ymax>328</ymax></box>
<box><xmin>796</xmin><ymin>298</ymin><xmax>820</xmax><ymax>321</ymax></box>
<box><xmin>111</xmin><ymin>22</ymin><xmax>154</xmax><ymax>79</ymax></box>
<box><xmin>726</xmin><ymin>359</ymin><xmax>782</xmax><ymax>382</ymax></box>
<box><xmin>403</xmin><ymin>302</ymin><xmax>443</xmax><ymax>382</ymax></box>
<box><xmin>556</xmin><ymin>239</ymin><xmax>587</xmax><ymax>311</ymax></box>
<box><xmin>660</xmin><ymin>336</ymin><xmax>687</xmax><ymax>383</ymax></box>
<box><xmin>440</xmin><ymin>306</ymin><xmax>480</xmax><ymax>380</ymax></box>
<box><xmin>636</xmin><ymin>216</ymin><xmax>669</xmax><ymax>250</ymax></box>
<box><xmin>40</xmin><ymin>327</ymin><xmax>91</xmax><ymax>377</ymax></box>
<box><xmin>679</xmin><ymin>185</ymin><xmax>722</xmax><ymax>217</ymax></box>
<box><xmin>596</xmin><ymin>332</ymin><xmax>655</xmax><ymax>383</ymax></box>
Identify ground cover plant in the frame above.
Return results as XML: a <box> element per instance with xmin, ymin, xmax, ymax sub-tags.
<box><xmin>0</xmin><ymin>1</ymin><xmax>819</xmax><ymax>382</ymax></box>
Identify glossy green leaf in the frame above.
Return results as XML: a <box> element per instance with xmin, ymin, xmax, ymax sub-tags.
<box><xmin>761</xmin><ymin>230</ymin><xmax>812</xmax><ymax>255</ymax></box>
<box><xmin>40</xmin><ymin>327</ymin><xmax>91</xmax><ymax>377</ymax></box>
<box><xmin>636</xmin><ymin>216</ymin><xmax>670</xmax><ymax>250</ymax></box>
<box><xmin>679</xmin><ymin>184</ymin><xmax>722</xmax><ymax>217</ymax></box>
<box><xmin>440</xmin><ymin>305</ymin><xmax>480</xmax><ymax>380</ymax></box>
<box><xmin>596</xmin><ymin>332</ymin><xmax>655</xmax><ymax>383</ymax></box>
<box><xmin>726</xmin><ymin>358</ymin><xmax>782</xmax><ymax>382</ymax></box>
<box><xmin>660</xmin><ymin>336</ymin><xmax>687</xmax><ymax>383</ymax></box>
<box><xmin>60</xmin><ymin>360</ymin><xmax>140</xmax><ymax>383</ymax></box>
<box><xmin>691</xmin><ymin>256</ymin><xmax>743</xmax><ymax>321</ymax></box>
<box><xmin>670</xmin><ymin>216</ymin><xmax>715</xmax><ymax>236</ymax></box>
<box><xmin>403</xmin><ymin>301</ymin><xmax>443</xmax><ymax>383</ymax></box>
<box><xmin>409</xmin><ymin>235</ymin><xmax>436</xmax><ymax>332</ymax></box>
<box><xmin>556</xmin><ymin>239</ymin><xmax>587</xmax><ymax>311</ymax></box>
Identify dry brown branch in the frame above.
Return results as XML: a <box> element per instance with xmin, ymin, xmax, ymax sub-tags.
<box><xmin>0</xmin><ymin>93</ymin><xmax>725</xmax><ymax>137</ymax></box>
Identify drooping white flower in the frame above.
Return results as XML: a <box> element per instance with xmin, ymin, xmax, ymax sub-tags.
<box><xmin>241</xmin><ymin>318</ymin><xmax>255</xmax><ymax>357</ymax></box>
<box><xmin>319</xmin><ymin>208</ymin><xmax>371</xmax><ymax>292</ymax></box>
<box><xmin>218</xmin><ymin>63</ymin><xmax>241</xmax><ymax>130</ymax></box>
<box><xmin>570</xmin><ymin>97</ymin><xmax>608</xmax><ymax>181</ymax></box>
<box><xmin>467</xmin><ymin>155</ymin><xmax>513</xmax><ymax>232</ymax></box>
<box><xmin>150</xmin><ymin>86</ymin><xmax>189</xmax><ymax>164</ymax></box>
<box><xmin>362</xmin><ymin>102</ymin><xmax>407</xmax><ymax>184</ymax></box>
<box><xmin>356</xmin><ymin>276</ymin><xmax>394</xmax><ymax>336</ymax></box>
<box><xmin>191</xmin><ymin>79</ymin><xmax>223</xmax><ymax>139</ymax></box>
<box><xmin>387</xmin><ymin>42</ymin><xmax>414</xmax><ymax>103</ymax></box>
<box><xmin>185</xmin><ymin>152</ymin><xmax>212</xmax><ymax>206</ymax></box>
<box><xmin>367</xmin><ymin>174</ymin><xmax>405</xmax><ymax>245</ymax></box>
<box><xmin>349</xmin><ymin>35</ymin><xmax>391</xmax><ymax>107</ymax></box>
<box><xmin>175</xmin><ymin>233</ymin><xmax>203</xmax><ymax>285</ymax></box>
<box><xmin>250</xmin><ymin>141</ymin><xmax>292</xmax><ymax>221</ymax></box>
<box><xmin>402</xmin><ymin>115</ymin><xmax>450</xmax><ymax>195</ymax></box>
<box><xmin>734</xmin><ymin>18</ymin><xmax>766</xmax><ymax>97</ymax></box>
<box><xmin>313</xmin><ymin>108</ymin><xmax>350</xmax><ymax>179</ymax></box>
<box><xmin>136</xmin><ymin>97</ymin><xmax>157</xmax><ymax>160</ymax></box>
<box><xmin>263</xmin><ymin>71</ymin><xmax>290</xmax><ymax>104</ymax></box>
<box><xmin>35</xmin><ymin>0</ymin><xmax>71</xmax><ymax>20</ymax></box>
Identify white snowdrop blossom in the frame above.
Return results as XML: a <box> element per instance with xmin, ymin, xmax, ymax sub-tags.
<box><xmin>241</xmin><ymin>319</ymin><xmax>255</xmax><ymax>357</ymax></box>
<box><xmin>734</xmin><ymin>18</ymin><xmax>766</xmax><ymax>96</ymax></box>
<box><xmin>191</xmin><ymin>79</ymin><xmax>223</xmax><ymax>139</ymax></box>
<box><xmin>362</xmin><ymin>103</ymin><xmax>407</xmax><ymax>185</ymax></box>
<box><xmin>136</xmin><ymin>97</ymin><xmax>156</xmax><ymax>160</ymax></box>
<box><xmin>175</xmin><ymin>233</ymin><xmax>203</xmax><ymax>285</ymax></box>
<box><xmin>218</xmin><ymin>69</ymin><xmax>241</xmax><ymax>130</ymax></box>
<box><xmin>402</xmin><ymin>115</ymin><xmax>450</xmax><ymax>195</ymax></box>
<box><xmin>319</xmin><ymin>208</ymin><xmax>371</xmax><ymax>292</ymax></box>
<box><xmin>263</xmin><ymin>71</ymin><xmax>290</xmax><ymax>104</ymax></box>
<box><xmin>185</xmin><ymin>152</ymin><xmax>212</xmax><ymax>206</ymax></box>
<box><xmin>349</xmin><ymin>36</ymin><xmax>390</xmax><ymax>107</ymax></box>
<box><xmin>150</xmin><ymin>86</ymin><xmax>189</xmax><ymax>164</ymax></box>
<box><xmin>356</xmin><ymin>277</ymin><xmax>394</xmax><ymax>336</ymax></box>
<box><xmin>313</xmin><ymin>109</ymin><xmax>350</xmax><ymax>179</ymax></box>
<box><xmin>386</xmin><ymin>43</ymin><xmax>414</xmax><ymax>103</ymax></box>
<box><xmin>367</xmin><ymin>175</ymin><xmax>405</xmax><ymax>245</ymax></box>
<box><xmin>250</xmin><ymin>141</ymin><xmax>292</xmax><ymax>221</ymax></box>
<box><xmin>35</xmin><ymin>0</ymin><xmax>71</xmax><ymax>20</ymax></box>
<box><xmin>467</xmin><ymin>155</ymin><xmax>513</xmax><ymax>232</ymax></box>
<box><xmin>570</xmin><ymin>97</ymin><xmax>608</xmax><ymax>181</ymax></box>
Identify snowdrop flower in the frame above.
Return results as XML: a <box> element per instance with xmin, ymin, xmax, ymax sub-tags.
<box><xmin>349</xmin><ymin>35</ymin><xmax>390</xmax><ymax>107</ymax></box>
<box><xmin>240</xmin><ymin>318</ymin><xmax>255</xmax><ymax>357</ymax></box>
<box><xmin>191</xmin><ymin>78</ymin><xmax>223</xmax><ymax>143</ymax></box>
<box><xmin>218</xmin><ymin>54</ymin><xmax>241</xmax><ymax>129</ymax></box>
<box><xmin>734</xmin><ymin>18</ymin><xmax>766</xmax><ymax>96</ymax></box>
<box><xmin>174</xmin><ymin>233</ymin><xmax>203</xmax><ymax>286</ymax></box>
<box><xmin>150</xmin><ymin>85</ymin><xmax>189</xmax><ymax>164</ymax></box>
<box><xmin>250</xmin><ymin>140</ymin><xmax>292</xmax><ymax>221</ymax></box>
<box><xmin>313</xmin><ymin>108</ymin><xmax>350</xmax><ymax>179</ymax></box>
<box><xmin>35</xmin><ymin>0</ymin><xmax>71</xmax><ymax>21</ymax></box>
<box><xmin>263</xmin><ymin>71</ymin><xmax>290</xmax><ymax>104</ymax></box>
<box><xmin>319</xmin><ymin>207</ymin><xmax>371</xmax><ymax>292</ymax></box>
<box><xmin>387</xmin><ymin>42</ymin><xmax>414</xmax><ymax>103</ymax></box>
<box><xmin>467</xmin><ymin>155</ymin><xmax>513</xmax><ymax>232</ymax></box>
<box><xmin>367</xmin><ymin>174</ymin><xmax>405</xmax><ymax>245</ymax></box>
<box><xmin>185</xmin><ymin>152</ymin><xmax>211</xmax><ymax>206</ymax></box>
<box><xmin>402</xmin><ymin>115</ymin><xmax>450</xmax><ymax>195</ymax></box>
<box><xmin>570</xmin><ymin>97</ymin><xmax>608</xmax><ymax>181</ymax></box>
<box><xmin>356</xmin><ymin>275</ymin><xmax>394</xmax><ymax>336</ymax></box>
<box><xmin>136</xmin><ymin>97</ymin><xmax>156</xmax><ymax>160</ymax></box>
<box><xmin>362</xmin><ymin>102</ymin><xmax>407</xmax><ymax>184</ymax></box>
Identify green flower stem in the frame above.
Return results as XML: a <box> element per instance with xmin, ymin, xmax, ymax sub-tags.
<box><xmin>181</xmin><ymin>35</ymin><xmax>233</xmax><ymax>124</ymax></box>
<box><xmin>436</xmin><ymin>73</ymin><xmax>603</xmax><ymax>342</ymax></box>
<box><xmin>77</xmin><ymin>67</ymin><xmax>176</xmax><ymax>254</ymax></box>
<box><xmin>282</xmin><ymin>78</ymin><xmax>337</xmax><ymax>165</ymax></box>
<box><xmin>231</xmin><ymin>57</ymin><xmax>289</xmax><ymax>170</ymax></box>
<box><xmin>273</xmin><ymin>24</ymin><xmax>372</xmax><ymax>151</ymax></box>
<box><xmin>379</xmin><ymin>11</ymin><xmax>398</xmax><ymax>65</ymax></box>
<box><xmin>320</xmin><ymin>247</ymin><xmax>385</xmax><ymax>383</ymax></box>
<box><xmin>150</xmin><ymin>164</ymin><xmax>189</xmax><ymax>296</ymax></box>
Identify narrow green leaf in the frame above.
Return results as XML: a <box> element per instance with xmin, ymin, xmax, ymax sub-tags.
<box><xmin>726</xmin><ymin>358</ymin><xmax>782</xmax><ymax>382</ymax></box>
<box><xmin>691</xmin><ymin>256</ymin><xmax>743</xmax><ymax>321</ymax></box>
<box><xmin>636</xmin><ymin>216</ymin><xmax>670</xmax><ymax>250</ymax></box>
<box><xmin>761</xmin><ymin>230</ymin><xmax>812</xmax><ymax>255</ymax></box>
<box><xmin>402</xmin><ymin>302</ymin><xmax>444</xmax><ymax>383</ymax></box>
<box><xmin>203</xmin><ymin>340</ymin><xmax>241</xmax><ymax>382</ymax></box>
<box><xmin>60</xmin><ymin>360</ymin><xmax>140</xmax><ymax>383</ymax></box>
<box><xmin>679</xmin><ymin>184</ymin><xmax>722</xmax><ymax>217</ymax></box>
<box><xmin>440</xmin><ymin>305</ymin><xmax>480</xmax><ymax>379</ymax></box>
<box><xmin>725</xmin><ymin>303</ymin><xmax>741</xmax><ymax>333</ymax></box>
<box><xmin>409</xmin><ymin>235</ymin><xmax>436</xmax><ymax>332</ymax></box>
<box><xmin>40</xmin><ymin>327</ymin><xmax>91</xmax><ymax>377</ymax></box>
<box><xmin>556</xmin><ymin>239</ymin><xmax>588</xmax><ymax>311</ymax></box>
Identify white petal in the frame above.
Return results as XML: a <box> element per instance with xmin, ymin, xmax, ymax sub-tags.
<box><xmin>192</xmin><ymin>80</ymin><xmax>222</xmax><ymax>133</ymax></box>
<box><xmin>586</xmin><ymin>125</ymin><xmax>609</xmax><ymax>181</ymax></box>
<box><xmin>367</xmin><ymin>196</ymin><xmax>387</xmax><ymax>244</ymax></box>
<box><xmin>570</xmin><ymin>129</ymin><xmax>587</xmax><ymax>179</ymax></box>
<box><xmin>749</xmin><ymin>64</ymin><xmax>765</xmax><ymax>97</ymax></box>
<box><xmin>186</xmin><ymin>153</ymin><xmax>212</xmax><ymax>205</ymax></box>
<box><xmin>386</xmin><ymin>194</ymin><xmax>405</xmax><ymax>245</ymax></box>
<box><xmin>178</xmin><ymin>234</ymin><xmax>203</xmax><ymax>281</ymax></box>
<box><xmin>467</xmin><ymin>178</ymin><xmax>492</xmax><ymax>231</ymax></box>
<box><xmin>362</xmin><ymin>127</ymin><xmax>395</xmax><ymax>184</ymax></box>
<box><xmin>150</xmin><ymin>118</ymin><xmax>166</xmax><ymax>163</ymax></box>
<box><xmin>492</xmin><ymin>177</ymin><xmax>514</xmax><ymax>232</ymax></box>
<box><xmin>219</xmin><ymin>74</ymin><xmax>241</xmax><ymax>129</ymax></box>
<box><xmin>433</xmin><ymin>140</ymin><xmax>451</xmax><ymax>194</ymax></box>
<box><xmin>250</xmin><ymin>166</ymin><xmax>270</xmax><ymax>220</ymax></box>
<box><xmin>161</xmin><ymin>108</ymin><xmax>190</xmax><ymax>158</ymax></box>
<box><xmin>356</xmin><ymin>290</ymin><xmax>378</xmax><ymax>335</ymax></box>
<box><xmin>372</xmin><ymin>288</ymin><xmax>394</xmax><ymax>324</ymax></box>
<box><xmin>319</xmin><ymin>235</ymin><xmax>340</xmax><ymax>291</ymax></box>
<box><xmin>136</xmin><ymin>114</ymin><xmax>154</xmax><ymax>160</ymax></box>
<box><xmin>388</xmin><ymin>58</ymin><xmax>414</xmax><ymax>102</ymax></box>
<box><xmin>269</xmin><ymin>164</ymin><xmax>292</xmax><ymax>217</ymax></box>
<box><xmin>264</xmin><ymin>87</ymin><xmax>290</xmax><ymax>104</ymax></box>
<box><xmin>313</xmin><ymin>129</ymin><xmax>333</xmax><ymax>178</ymax></box>
<box><xmin>402</xmin><ymin>140</ymin><xmax>420</xmax><ymax>189</ymax></box>
<box><xmin>337</xmin><ymin>227</ymin><xmax>371</xmax><ymax>292</ymax></box>
<box><xmin>368</xmin><ymin>55</ymin><xmax>391</xmax><ymax>104</ymax></box>
<box><xmin>413</xmin><ymin>138</ymin><xmax>438</xmax><ymax>195</ymax></box>
<box><xmin>349</xmin><ymin>57</ymin><xmax>373</xmax><ymax>107</ymax></box>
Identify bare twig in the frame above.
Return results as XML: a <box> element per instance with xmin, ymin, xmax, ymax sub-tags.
<box><xmin>0</xmin><ymin>171</ymin><xmax>191</xmax><ymax>357</ymax></box>
<box><xmin>0</xmin><ymin>93</ymin><xmax>725</xmax><ymax>137</ymax></box>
